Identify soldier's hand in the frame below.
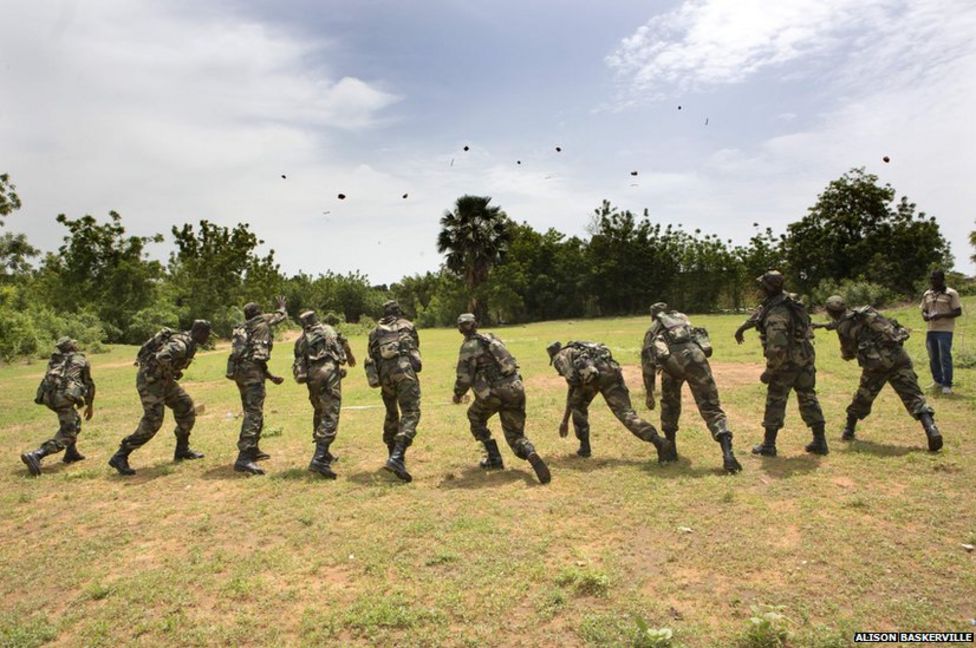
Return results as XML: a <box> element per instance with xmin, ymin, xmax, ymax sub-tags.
<box><xmin>84</xmin><ymin>404</ymin><xmax>94</xmax><ymax>420</ymax></box>
<box><xmin>270</xmin><ymin>375</ymin><xmax>285</xmax><ymax>385</ymax></box>
<box><xmin>452</xmin><ymin>393</ymin><xmax>462</xmax><ymax>405</ymax></box>
<box><xmin>645</xmin><ymin>396</ymin><xmax>655</xmax><ymax>410</ymax></box>
<box><xmin>759</xmin><ymin>370</ymin><xmax>771</xmax><ymax>385</ymax></box>
<box><xmin>558</xmin><ymin>420</ymin><xmax>569</xmax><ymax>438</ymax></box>
<box><xmin>734</xmin><ymin>330</ymin><xmax>745</xmax><ymax>345</ymax></box>
<box><xmin>347</xmin><ymin>357</ymin><xmax>357</xmax><ymax>367</ymax></box>
<box><xmin>276</xmin><ymin>295</ymin><xmax>287</xmax><ymax>310</ymax></box>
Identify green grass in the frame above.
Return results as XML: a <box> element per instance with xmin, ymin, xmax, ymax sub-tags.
<box><xmin>1</xmin><ymin>299</ymin><xmax>974</xmax><ymax>646</ymax></box>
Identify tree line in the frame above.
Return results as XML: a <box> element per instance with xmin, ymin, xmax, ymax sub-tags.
<box><xmin>0</xmin><ymin>168</ymin><xmax>962</xmax><ymax>360</ymax></box>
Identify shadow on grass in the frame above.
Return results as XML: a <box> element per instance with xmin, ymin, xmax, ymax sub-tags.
<box><xmin>844</xmin><ymin>438</ymin><xmax>920</xmax><ymax>458</ymax></box>
<box><xmin>200</xmin><ymin>464</ymin><xmax>252</xmax><ymax>480</ymax></box>
<box><xmin>437</xmin><ymin>463</ymin><xmax>537</xmax><ymax>489</ymax></box>
<box><xmin>107</xmin><ymin>461</ymin><xmax>176</xmax><ymax>484</ymax></box>
<box><xmin>346</xmin><ymin>468</ymin><xmax>409</xmax><ymax>486</ymax></box>
<box><xmin>645</xmin><ymin>454</ymin><xmax>732</xmax><ymax>479</ymax></box>
<box><xmin>753</xmin><ymin>453</ymin><xmax>822</xmax><ymax>478</ymax></box>
<box><xmin>545</xmin><ymin>453</ymin><xmax>646</xmax><ymax>473</ymax></box>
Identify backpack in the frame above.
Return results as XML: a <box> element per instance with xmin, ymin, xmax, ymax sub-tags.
<box><xmin>226</xmin><ymin>325</ymin><xmax>248</xmax><ymax>379</ymax></box>
<box><xmin>136</xmin><ymin>327</ymin><xmax>174</xmax><ymax>367</ymax></box>
<box><xmin>558</xmin><ymin>341</ymin><xmax>615</xmax><ymax>384</ymax></box>
<box><xmin>35</xmin><ymin>353</ymin><xmax>85</xmax><ymax>407</ymax></box>
<box><xmin>653</xmin><ymin>311</ymin><xmax>713</xmax><ymax>358</ymax></box>
<box><xmin>856</xmin><ymin>307</ymin><xmax>910</xmax><ymax>346</ymax></box>
<box><xmin>374</xmin><ymin>321</ymin><xmax>408</xmax><ymax>359</ymax></box>
<box><xmin>476</xmin><ymin>333</ymin><xmax>518</xmax><ymax>377</ymax></box>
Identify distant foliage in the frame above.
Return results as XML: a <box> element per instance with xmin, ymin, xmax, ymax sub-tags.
<box><xmin>810</xmin><ymin>278</ymin><xmax>897</xmax><ymax>310</ymax></box>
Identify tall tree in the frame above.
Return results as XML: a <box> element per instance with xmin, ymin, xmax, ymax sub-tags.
<box><xmin>436</xmin><ymin>195</ymin><xmax>512</xmax><ymax>320</ymax></box>
<box><xmin>782</xmin><ymin>168</ymin><xmax>950</xmax><ymax>296</ymax></box>
<box><xmin>36</xmin><ymin>212</ymin><xmax>163</xmax><ymax>339</ymax></box>
<box><xmin>970</xmin><ymin>222</ymin><xmax>975</xmax><ymax>265</ymax></box>
<box><xmin>0</xmin><ymin>173</ymin><xmax>22</xmax><ymax>225</ymax></box>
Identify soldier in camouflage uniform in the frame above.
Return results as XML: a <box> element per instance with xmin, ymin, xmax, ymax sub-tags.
<box><xmin>21</xmin><ymin>337</ymin><xmax>96</xmax><ymax>476</ymax></box>
<box><xmin>642</xmin><ymin>303</ymin><xmax>742</xmax><ymax>473</ymax></box>
<box><xmin>365</xmin><ymin>300</ymin><xmax>421</xmax><ymax>482</ymax></box>
<box><xmin>547</xmin><ymin>340</ymin><xmax>676</xmax><ymax>463</ymax></box>
<box><xmin>740</xmin><ymin>271</ymin><xmax>828</xmax><ymax>457</ymax></box>
<box><xmin>294</xmin><ymin>309</ymin><xmax>356</xmax><ymax>479</ymax></box>
<box><xmin>108</xmin><ymin>320</ymin><xmax>211</xmax><ymax>475</ymax></box>
<box><xmin>818</xmin><ymin>295</ymin><xmax>942</xmax><ymax>451</ymax></box>
<box><xmin>228</xmin><ymin>296</ymin><xmax>288</xmax><ymax>476</ymax></box>
<box><xmin>452</xmin><ymin>314</ymin><xmax>551</xmax><ymax>484</ymax></box>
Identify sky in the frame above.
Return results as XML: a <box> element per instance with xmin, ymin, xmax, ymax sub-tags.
<box><xmin>1</xmin><ymin>0</ymin><xmax>975</xmax><ymax>284</ymax></box>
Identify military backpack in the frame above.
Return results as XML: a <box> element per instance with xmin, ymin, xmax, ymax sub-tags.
<box><xmin>34</xmin><ymin>352</ymin><xmax>85</xmax><ymax>407</ymax></box>
<box><xmin>136</xmin><ymin>327</ymin><xmax>174</xmax><ymax>368</ymax></box>
<box><xmin>226</xmin><ymin>325</ymin><xmax>248</xmax><ymax>379</ymax></box>
<box><xmin>475</xmin><ymin>333</ymin><xmax>518</xmax><ymax>377</ymax></box>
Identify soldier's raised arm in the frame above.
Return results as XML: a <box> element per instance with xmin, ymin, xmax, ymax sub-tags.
<box><xmin>267</xmin><ymin>295</ymin><xmax>288</xmax><ymax>326</ymax></box>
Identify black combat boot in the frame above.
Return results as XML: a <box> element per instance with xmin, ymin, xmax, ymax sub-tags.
<box><xmin>527</xmin><ymin>452</ymin><xmax>551</xmax><ymax>484</ymax></box>
<box><xmin>108</xmin><ymin>447</ymin><xmax>136</xmax><ymax>476</ymax></box>
<box><xmin>752</xmin><ymin>428</ymin><xmax>778</xmax><ymax>457</ymax></box>
<box><xmin>173</xmin><ymin>435</ymin><xmax>205</xmax><ymax>461</ymax></box>
<box><xmin>20</xmin><ymin>446</ymin><xmax>54</xmax><ymax>476</ymax></box>
<box><xmin>663</xmin><ymin>428</ymin><xmax>678</xmax><ymax>456</ymax></box>
<box><xmin>576</xmin><ymin>432</ymin><xmax>592</xmax><ymax>458</ymax></box>
<box><xmin>919</xmin><ymin>413</ymin><xmax>943</xmax><ymax>452</ymax></box>
<box><xmin>384</xmin><ymin>438</ymin><xmax>412</xmax><ymax>482</ymax></box>
<box><xmin>325</xmin><ymin>450</ymin><xmax>340</xmax><ymax>464</ymax></box>
<box><xmin>308</xmin><ymin>441</ymin><xmax>337</xmax><ymax>479</ymax></box>
<box><xmin>62</xmin><ymin>443</ymin><xmax>86</xmax><ymax>463</ymax></box>
<box><xmin>253</xmin><ymin>446</ymin><xmax>271</xmax><ymax>461</ymax></box>
<box><xmin>234</xmin><ymin>448</ymin><xmax>265</xmax><ymax>476</ymax></box>
<box><xmin>841</xmin><ymin>414</ymin><xmax>857</xmax><ymax>441</ymax></box>
<box><xmin>717</xmin><ymin>432</ymin><xmax>742</xmax><ymax>474</ymax></box>
<box><xmin>804</xmin><ymin>424</ymin><xmax>829</xmax><ymax>455</ymax></box>
<box><xmin>479</xmin><ymin>439</ymin><xmax>504</xmax><ymax>470</ymax></box>
<box><xmin>646</xmin><ymin>428</ymin><xmax>677</xmax><ymax>464</ymax></box>
<box><xmin>385</xmin><ymin>440</ymin><xmax>395</xmax><ymax>458</ymax></box>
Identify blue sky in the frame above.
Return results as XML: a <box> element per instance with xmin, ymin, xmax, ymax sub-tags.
<box><xmin>2</xmin><ymin>0</ymin><xmax>974</xmax><ymax>283</ymax></box>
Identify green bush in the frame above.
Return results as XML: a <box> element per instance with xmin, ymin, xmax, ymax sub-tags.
<box><xmin>125</xmin><ymin>302</ymin><xmax>181</xmax><ymax>344</ymax></box>
<box><xmin>810</xmin><ymin>278</ymin><xmax>896</xmax><ymax>310</ymax></box>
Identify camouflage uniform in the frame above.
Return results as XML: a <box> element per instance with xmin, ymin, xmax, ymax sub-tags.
<box><xmin>109</xmin><ymin>321</ymin><xmax>210</xmax><ymax>474</ymax></box>
<box><xmin>232</xmin><ymin>306</ymin><xmax>287</xmax><ymax>453</ymax></box>
<box><xmin>295</xmin><ymin>321</ymin><xmax>351</xmax><ymax>445</ymax></box>
<box><xmin>367</xmin><ymin>314</ymin><xmax>422</xmax><ymax>449</ymax></box>
<box><xmin>821</xmin><ymin>296</ymin><xmax>942</xmax><ymax>450</ymax></box>
<box><xmin>21</xmin><ymin>339</ymin><xmax>96</xmax><ymax>475</ymax></box>
<box><xmin>642</xmin><ymin>310</ymin><xmax>728</xmax><ymax>439</ymax></box>
<box><xmin>549</xmin><ymin>341</ymin><xmax>674</xmax><ymax>462</ymax></box>
<box><xmin>454</xmin><ymin>331</ymin><xmax>534</xmax><ymax>460</ymax></box>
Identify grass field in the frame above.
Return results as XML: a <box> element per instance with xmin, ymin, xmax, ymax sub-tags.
<box><xmin>1</xmin><ymin>299</ymin><xmax>974</xmax><ymax>647</ymax></box>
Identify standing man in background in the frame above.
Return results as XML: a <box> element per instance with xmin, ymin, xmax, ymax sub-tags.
<box><xmin>920</xmin><ymin>269</ymin><xmax>962</xmax><ymax>395</ymax></box>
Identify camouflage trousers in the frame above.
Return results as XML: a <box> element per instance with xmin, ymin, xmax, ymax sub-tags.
<box><xmin>235</xmin><ymin>379</ymin><xmax>266</xmax><ymax>452</ymax></box>
<box><xmin>570</xmin><ymin>369</ymin><xmax>659</xmax><ymax>442</ymax></box>
<box><xmin>308</xmin><ymin>364</ymin><xmax>342</xmax><ymax>443</ymax></box>
<box><xmin>660</xmin><ymin>344</ymin><xmax>729</xmax><ymax>440</ymax></box>
<box><xmin>467</xmin><ymin>376</ymin><xmax>535</xmax><ymax>460</ymax></box>
<box><xmin>848</xmin><ymin>352</ymin><xmax>933</xmax><ymax>421</ymax></box>
<box><xmin>380</xmin><ymin>371</ymin><xmax>421</xmax><ymax>446</ymax></box>
<box><xmin>39</xmin><ymin>403</ymin><xmax>82</xmax><ymax>454</ymax></box>
<box><xmin>120</xmin><ymin>372</ymin><xmax>195</xmax><ymax>451</ymax></box>
<box><xmin>762</xmin><ymin>362</ymin><xmax>825</xmax><ymax>431</ymax></box>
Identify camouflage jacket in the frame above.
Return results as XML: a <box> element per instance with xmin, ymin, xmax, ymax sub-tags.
<box><xmin>454</xmin><ymin>332</ymin><xmax>519</xmax><ymax>399</ymax></box>
<box><xmin>244</xmin><ymin>307</ymin><xmax>288</xmax><ymax>362</ymax></box>
<box><xmin>757</xmin><ymin>294</ymin><xmax>814</xmax><ymax>371</ymax></box>
<box><xmin>833</xmin><ymin>307</ymin><xmax>910</xmax><ymax>370</ymax></box>
<box><xmin>552</xmin><ymin>342</ymin><xmax>619</xmax><ymax>386</ymax></box>
<box><xmin>145</xmin><ymin>331</ymin><xmax>198</xmax><ymax>381</ymax></box>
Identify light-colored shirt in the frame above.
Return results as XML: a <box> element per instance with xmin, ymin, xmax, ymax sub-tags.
<box><xmin>920</xmin><ymin>287</ymin><xmax>962</xmax><ymax>332</ymax></box>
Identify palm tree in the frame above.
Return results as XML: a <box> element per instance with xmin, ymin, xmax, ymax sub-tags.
<box><xmin>436</xmin><ymin>195</ymin><xmax>512</xmax><ymax>320</ymax></box>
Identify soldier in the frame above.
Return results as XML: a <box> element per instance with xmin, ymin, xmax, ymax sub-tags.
<box><xmin>227</xmin><ymin>296</ymin><xmax>288</xmax><ymax>476</ymax></box>
<box><xmin>293</xmin><ymin>309</ymin><xmax>356</xmax><ymax>479</ymax></box>
<box><xmin>742</xmin><ymin>271</ymin><xmax>828</xmax><ymax>457</ymax></box>
<box><xmin>364</xmin><ymin>300</ymin><xmax>421</xmax><ymax>482</ymax></box>
<box><xmin>819</xmin><ymin>295</ymin><xmax>942</xmax><ymax>451</ymax></box>
<box><xmin>108</xmin><ymin>320</ymin><xmax>211</xmax><ymax>475</ymax></box>
<box><xmin>642</xmin><ymin>303</ymin><xmax>742</xmax><ymax>473</ymax></box>
<box><xmin>452</xmin><ymin>313</ymin><xmax>551</xmax><ymax>484</ymax></box>
<box><xmin>21</xmin><ymin>337</ymin><xmax>96</xmax><ymax>476</ymax></box>
<box><xmin>547</xmin><ymin>340</ymin><xmax>676</xmax><ymax>463</ymax></box>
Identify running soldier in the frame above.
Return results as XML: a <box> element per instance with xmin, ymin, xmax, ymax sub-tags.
<box><xmin>817</xmin><ymin>295</ymin><xmax>942</xmax><ymax>450</ymax></box>
<box><xmin>21</xmin><ymin>337</ymin><xmax>96</xmax><ymax>476</ymax></box>
<box><xmin>547</xmin><ymin>340</ymin><xmax>676</xmax><ymax>463</ymax></box>
<box><xmin>452</xmin><ymin>313</ymin><xmax>551</xmax><ymax>484</ymax></box>
<box><xmin>227</xmin><ymin>296</ymin><xmax>288</xmax><ymax>475</ymax></box>
<box><xmin>365</xmin><ymin>300</ymin><xmax>420</xmax><ymax>482</ymax></box>
<box><xmin>294</xmin><ymin>309</ymin><xmax>356</xmax><ymax>479</ymax></box>
<box><xmin>642</xmin><ymin>303</ymin><xmax>742</xmax><ymax>473</ymax></box>
<box><xmin>740</xmin><ymin>271</ymin><xmax>828</xmax><ymax>457</ymax></box>
<box><xmin>108</xmin><ymin>320</ymin><xmax>211</xmax><ymax>475</ymax></box>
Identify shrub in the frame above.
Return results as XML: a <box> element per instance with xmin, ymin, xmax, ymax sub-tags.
<box><xmin>810</xmin><ymin>278</ymin><xmax>896</xmax><ymax>310</ymax></box>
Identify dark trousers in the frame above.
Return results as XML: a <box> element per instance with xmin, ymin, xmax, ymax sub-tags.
<box><xmin>925</xmin><ymin>331</ymin><xmax>953</xmax><ymax>387</ymax></box>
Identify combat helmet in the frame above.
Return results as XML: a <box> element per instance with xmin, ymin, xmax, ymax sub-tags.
<box><xmin>299</xmin><ymin>309</ymin><xmax>318</xmax><ymax>327</ymax></box>
<box><xmin>756</xmin><ymin>270</ymin><xmax>785</xmax><ymax>293</ymax></box>
<box><xmin>546</xmin><ymin>341</ymin><xmax>562</xmax><ymax>364</ymax></box>
<box><xmin>824</xmin><ymin>295</ymin><xmax>847</xmax><ymax>314</ymax></box>
<box><xmin>382</xmin><ymin>300</ymin><xmax>402</xmax><ymax>317</ymax></box>
<box><xmin>56</xmin><ymin>336</ymin><xmax>77</xmax><ymax>353</ymax></box>
<box><xmin>649</xmin><ymin>302</ymin><xmax>668</xmax><ymax>317</ymax></box>
<box><xmin>243</xmin><ymin>302</ymin><xmax>261</xmax><ymax>320</ymax></box>
<box><xmin>457</xmin><ymin>313</ymin><xmax>477</xmax><ymax>328</ymax></box>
